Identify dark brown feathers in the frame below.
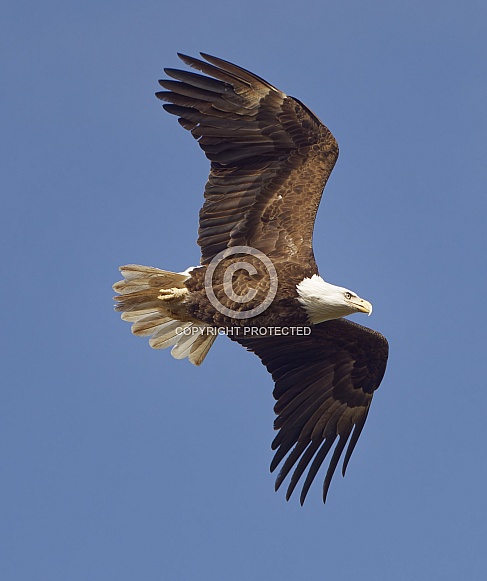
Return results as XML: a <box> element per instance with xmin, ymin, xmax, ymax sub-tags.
<box><xmin>144</xmin><ymin>53</ymin><xmax>390</xmax><ymax>504</ymax></box>
<box><xmin>156</xmin><ymin>53</ymin><xmax>339</xmax><ymax>266</ymax></box>
<box><xmin>235</xmin><ymin>319</ymin><xmax>388</xmax><ymax>504</ymax></box>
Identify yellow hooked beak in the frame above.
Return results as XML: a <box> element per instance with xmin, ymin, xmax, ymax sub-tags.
<box><xmin>350</xmin><ymin>297</ymin><xmax>373</xmax><ymax>316</ymax></box>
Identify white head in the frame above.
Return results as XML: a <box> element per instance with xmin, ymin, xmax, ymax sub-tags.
<box><xmin>296</xmin><ymin>274</ymin><xmax>372</xmax><ymax>324</ymax></box>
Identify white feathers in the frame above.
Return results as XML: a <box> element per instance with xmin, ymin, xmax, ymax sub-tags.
<box><xmin>113</xmin><ymin>264</ymin><xmax>216</xmax><ymax>366</ymax></box>
<box><xmin>121</xmin><ymin>307</ymin><xmax>216</xmax><ymax>366</ymax></box>
<box><xmin>114</xmin><ymin>264</ymin><xmax>192</xmax><ymax>293</ymax></box>
<box><xmin>178</xmin><ymin>266</ymin><xmax>198</xmax><ymax>277</ymax></box>
<box><xmin>296</xmin><ymin>275</ymin><xmax>366</xmax><ymax>324</ymax></box>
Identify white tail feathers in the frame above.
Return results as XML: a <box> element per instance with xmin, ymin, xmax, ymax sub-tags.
<box><xmin>124</xmin><ymin>310</ymin><xmax>217</xmax><ymax>366</ymax></box>
<box><xmin>113</xmin><ymin>264</ymin><xmax>216</xmax><ymax>366</ymax></box>
<box><xmin>114</xmin><ymin>264</ymin><xmax>191</xmax><ymax>293</ymax></box>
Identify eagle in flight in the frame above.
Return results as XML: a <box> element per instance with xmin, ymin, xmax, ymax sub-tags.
<box><xmin>113</xmin><ymin>53</ymin><xmax>389</xmax><ymax>504</ymax></box>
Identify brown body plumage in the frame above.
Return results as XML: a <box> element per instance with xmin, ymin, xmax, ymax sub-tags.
<box><xmin>113</xmin><ymin>54</ymin><xmax>388</xmax><ymax>504</ymax></box>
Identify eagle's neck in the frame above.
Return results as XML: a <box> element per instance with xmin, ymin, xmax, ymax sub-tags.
<box><xmin>296</xmin><ymin>275</ymin><xmax>349</xmax><ymax>324</ymax></box>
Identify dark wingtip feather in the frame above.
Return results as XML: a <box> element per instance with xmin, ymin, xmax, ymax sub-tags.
<box><xmin>155</xmin><ymin>91</ymin><xmax>169</xmax><ymax>101</ymax></box>
<box><xmin>177</xmin><ymin>52</ymin><xmax>191</xmax><ymax>62</ymax></box>
<box><xmin>341</xmin><ymin>409</ymin><xmax>370</xmax><ymax>477</ymax></box>
<box><xmin>177</xmin><ymin>53</ymin><xmax>205</xmax><ymax>69</ymax></box>
<box><xmin>321</xmin><ymin>433</ymin><xmax>352</xmax><ymax>503</ymax></box>
<box><xmin>162</xmin><ymin>103</ymin><xmax>189</xmax><ymax>116</ymax></box>
<box><xmin>200</xmin><ymin>52</ymin><xmax>277</xmax><ymax>91</ymax></box>
<box><xmin>163</xmin><ymin>68</ymin><xmax>185</xmax><ymax>81</ymax></box>
<box><xmin>298</xmin><ymin>439</ymin><xmax>336</xmax><ymax>505</ymax></box>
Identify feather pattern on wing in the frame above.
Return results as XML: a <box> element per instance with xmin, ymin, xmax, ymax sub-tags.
<box><xmin>156</xmin><ymin>53</ymin><xmax>339</xmax><ymax>266</ymax></box>
<box><xmin>234</xmin><ymin>319</ymin><xmax>388</xmax><ymax>504</ymax></box>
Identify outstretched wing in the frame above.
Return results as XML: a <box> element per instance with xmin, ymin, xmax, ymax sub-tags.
<box><xmin>156</xmin><ymin>53</ymin><xmax>339</xmax><ymax>266</ymax></box>
<box><xmin>235</xmin><ymin>319</ymin><xmax>388</xmax><ymax>504</ymax></box>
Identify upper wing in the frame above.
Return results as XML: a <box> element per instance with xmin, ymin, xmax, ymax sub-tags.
<box><xmin>235</xmin><ymin>319</ymin><xmax>388</xmax><ymax>504</ymax></box>
<box><xmin>156</xmin><ymin>53</ymin><xmax>339</xmax><ymax>266</ymax></box>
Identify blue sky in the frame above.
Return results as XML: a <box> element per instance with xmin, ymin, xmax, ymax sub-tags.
<box><xmin>2</xmin><ymin>1</ymin><xmax>487</xmax><ymax>579</ymax></box>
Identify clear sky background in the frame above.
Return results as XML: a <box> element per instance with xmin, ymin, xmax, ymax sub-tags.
<box><xmin>2</xmin><ymin>1</ymin><xmax>487</xmax><ymax>579</ymax></box>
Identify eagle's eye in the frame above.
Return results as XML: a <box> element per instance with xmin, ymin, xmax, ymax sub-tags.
<box><xmin>344</xmin><ymin>292</ymin><xmax>352</xmax><ymax>299</ymax></box>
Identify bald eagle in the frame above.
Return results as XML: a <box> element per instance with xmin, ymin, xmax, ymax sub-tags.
<box><xmin>113</xmin><ymin>53</ymin><xmax>388</xmax><ymax>504</ymax></box>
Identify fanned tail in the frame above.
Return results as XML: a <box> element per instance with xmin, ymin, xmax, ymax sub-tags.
<box><xmin>113</xmin><ymin>264</ymin><xmax>216</xmax><ymax>366</ymax></box>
